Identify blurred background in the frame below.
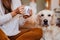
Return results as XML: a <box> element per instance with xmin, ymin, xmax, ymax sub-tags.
<box><xmin>21</xmin><ymin>0</ymin><xmax>45</xmax><ymax>12</ymax></box>
<box><xmin>21</xmin><ymin>0</ymin><xmax>60</xmax><ymax>26</ymax></box>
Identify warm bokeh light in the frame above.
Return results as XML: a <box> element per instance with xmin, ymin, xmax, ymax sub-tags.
<box><xmin>45</xmin><ymin>0</ymin><xmax>51</xmax><ymax>10</ymax></box>
<box><xmin>30</xmin><ymin>0</ymin><xmax>36</xmax><ymax>2</ymax></box>
<box><xmin>45</xmin><ymin>0</ymin><xmax>48</xmax><ymax>8</ymax></box>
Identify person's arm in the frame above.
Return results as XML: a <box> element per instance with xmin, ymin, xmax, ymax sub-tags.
<box><xmin>0</xmin><ymin>10</ymin><xmax>17</xmax><ymax>25</ymax></box>
<box><xmin>0</xmin><ymin>5</ymin><xmax>25</xmax><ymax>25</ymax></box>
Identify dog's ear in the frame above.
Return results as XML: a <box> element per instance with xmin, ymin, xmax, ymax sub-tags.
<box><xmin>51</xmin><ymin>13</ymin><xmax>56</xmax><ymax>26</ymax></box>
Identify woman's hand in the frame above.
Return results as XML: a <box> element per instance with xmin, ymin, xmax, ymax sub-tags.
<box><xmin>11</xmin><ymin>5</ymin><xmax>32</xmax><ymax>18</ymax></box>
<box><xmin>11</xmin><ymin>10</ymin><xmax>17</xmax><ymax>17</ymax></box>
<box><xmin>18</xmin><ymin>5</ymin><xmax>25</xmax><ymax>14</ymax></box>
<box><xmin>11</xmin><ymin>5</ymin><xmax>25</xmax><ymax>17</ymax></box>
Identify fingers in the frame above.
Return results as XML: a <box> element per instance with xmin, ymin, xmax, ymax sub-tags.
<box><xmin>18</xmin><ymin>5</ymin><xmax>25</xmax><ymax>14</ymax></box>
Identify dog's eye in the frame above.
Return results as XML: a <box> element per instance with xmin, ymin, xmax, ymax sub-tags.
<box><xmin>41</xmin><ymin>14</ymin><xmax>44</xmax><ymax>16</ymax></box>
<box><xmin>48</xmin><ymin>14</ymin><xmax>51</xmax><ymax>17</ymax></box>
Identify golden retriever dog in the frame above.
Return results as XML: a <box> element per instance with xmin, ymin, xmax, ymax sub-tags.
<box><xmin>22</xmin><ymin>10</ymin><xmax>60</xmax><ymax>40</ymax></box>
<box><xmin>36</xmin><ymin>10</ymin><xmax>60</xmax><ymax>40</ymax></box>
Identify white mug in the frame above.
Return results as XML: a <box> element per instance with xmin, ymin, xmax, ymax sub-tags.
<box><xmin>24</xmin><ymin>6</ymin><xmax>31</xmax><ymax>16</ymax></box>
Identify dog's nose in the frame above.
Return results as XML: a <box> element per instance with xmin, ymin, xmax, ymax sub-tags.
<box><xmin>44</xmin><ymin>19</ymin><xmax>48</xmax><ymax>22</ymax></box>
<box><xmin>43</xmin><ymin>19</ymin><xmax>48</xmax><ymax>25</ymax></box>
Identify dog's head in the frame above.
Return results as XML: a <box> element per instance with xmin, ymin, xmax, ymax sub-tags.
<box><xmin>36</xmin><ymin>10</ymin><xmax>56</xmax><ymax>27</ymax></box>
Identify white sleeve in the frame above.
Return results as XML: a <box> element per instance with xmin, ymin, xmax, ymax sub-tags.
<box><xmin>0</xmin><ymin>0</ymin><xmax>12</xmax><ymax>25</ymax></box>
<box><xmin>0</xmin><ymin>13</ymin><xmax>12</xmax><ymax>25</ymax></box>
<box><xmin>18</xmin><ymin>15</ymin><xmax>26</xmax><ymax>26</ymax></box>
<box><xmin>11</xmin><ymin>0</ymin><xmax>22</xmax><ymax>10</ymax></box>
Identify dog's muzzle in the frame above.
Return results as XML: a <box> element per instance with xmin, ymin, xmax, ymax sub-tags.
<box><xmin>43</xmin><ymin>19</ymin><xmax>48</xmax><ymax>26</ymax></box>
